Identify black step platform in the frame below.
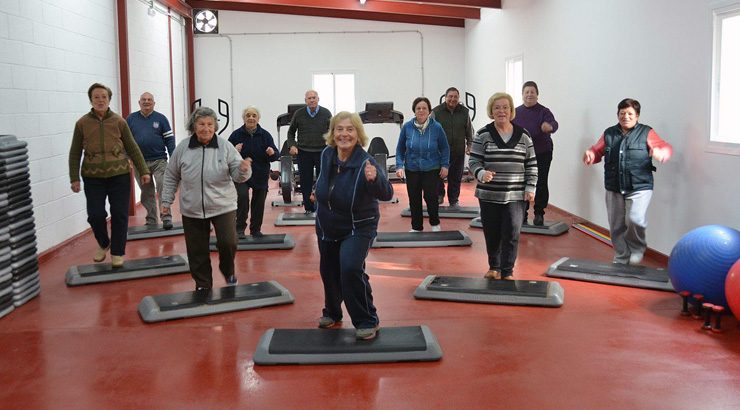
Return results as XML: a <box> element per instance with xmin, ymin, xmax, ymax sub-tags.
<box><xmin>138</xmin><ymin>281</ymin><xmax>294</xmax><ymax>322</ymax></box>
<box><xmin>414</xmin><ymin>275</ymin><xmax>564</xmax><ymax>307</ymax></box>
<box><xmin>209</xmin><ymin>234</ymin><xmax>294</xmax><ymax>251</ymax></box>
<box><xmin>253</xmin><ymin>325</ymin><xmax>442</xmax><ymax>365</ymax></box>
<box><xmin>470</xmin><ymin>217</ymin><xmax>569</xmax><ymax>236</ymax></box>
<box><xmin>401</xmin><ymin>206</ymin><xmax>479</xmax><ymax>219</ymax></box>
<box><xmin>127</xmin><ymin>223</ymin><xmax>185</xmax><ymax>240</ymax></box>
<box><xmin>546</xmin><ymin>257</ymin><xmax>673</xmax><ymax>291</ymax></box>
<box><xmin>275</xmin><ymin>212</ymin><xmax>315</xmax><ymax>226</ymax></box>
<box><xmin>65</xmin><ymin>255</ymin><xmax>190</xmax><ymax>286</ymax></box>
<box><xmin>372</xmin><ymin>230</ymin><xmax>472</xmax><ymax>248</ymax></box>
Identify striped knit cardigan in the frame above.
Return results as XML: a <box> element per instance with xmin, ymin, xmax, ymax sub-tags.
<box><xmin>468</xmin><ymin>123</ymin><xmax>538</xmax><ymax>204</ymax></box>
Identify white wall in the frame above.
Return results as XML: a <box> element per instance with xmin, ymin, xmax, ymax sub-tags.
<box><xmin>193</xmin><ymin>11</ymin><xmax>466</xmax><ymax>152</ymax></box>
<box><xmin>0</xmin><ymin>0</ymin><xmax>119</xmax><ymax>253</ymax></box>
<box><xmin>465</xmin><ymin>0</ymin><xmax>740</xmax><ymax>255</ymax></box>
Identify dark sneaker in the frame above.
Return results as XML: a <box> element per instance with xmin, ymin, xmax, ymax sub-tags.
<box><xmin>522</xmin><ymin>216</ymin><xmax>528</xmax><ymax>225</ymax></box>
<box><xmin>225</xmin><ymin>275</ymin><xmax>238</xmax><ymax>286</ymax></box>
<box><xmin>356</xmin><ymin>326</ymin><xmax>380</xmax><ymax>340</ymax></box>
<box><xmin>237</xmin><ymin>232</ymin><xmax>247</xmax><ymax>239</ymax></box>
<box><xmin>318</xmin><ymin>316</ymin><xmax>338</xmax><ymax>329</ymax></box>
<box><xmin>448</xmin><ymin>202</ymin><xmax>460</xmax><ymax>210</ymax></box>
<box><xmin>162</xmin><ymin>220</ymin><xmax>173</xmax><ymax>230</ymax></box>
<box><xmin>533</xmin><ymin>214</ymin><xmax>544</xmax><ymax>226</ymax></box>
<box><xmin>437</xmin><ymin>194</ymin><xmax>444</xmax><ymax>205</ymax></box>
<box><xmin>251</xmin><ymin>231</ymin><xmax>264</xmax><ymax>238</ymax></box>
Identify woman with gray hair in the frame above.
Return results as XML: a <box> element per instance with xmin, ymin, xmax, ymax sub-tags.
<box><xmin>228</xmin><ymin>106</ymin><xmax>279</xmax><ymax>238</ymax></box>
<box><xmin>162</xmin><ymin>107</ymin><xmax>252</xmax><ymax>291</ymax></box>
<box><xmin>469</xmin><ymin>92</ymin><xmax>537</xmax><ymax>280</ymax></box>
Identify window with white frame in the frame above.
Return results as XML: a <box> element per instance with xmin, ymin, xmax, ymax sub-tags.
<box><xmin>312</xmin><ymin>73</ymin><xmax>356</xmax><ymax>114</ymax></box>
<box><xmin>710</xmin><ymin>6</ymin><xmax>740</xmax><ymax>154</ymax></box>
<box><xmin>505</xmin><ymin>55</ymin><xmax>523</xmax><ymax>107</ymax></box>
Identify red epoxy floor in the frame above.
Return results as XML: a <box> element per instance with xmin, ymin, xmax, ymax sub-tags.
<box><xmin>1</xmin><ymin>181</ymin><xmax>738</xmax><ymax>409</ymax></box>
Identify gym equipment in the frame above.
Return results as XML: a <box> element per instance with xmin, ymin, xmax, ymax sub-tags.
<box><xmin>373</xmin><ymin>153</ymin><xmax>399</xmax><ymax>203</ymax></box>
<box><xmin>65</xmin><ymin>255</ymin><xmax>190</xmax><ymax>286</ymax></box>
<box><xmin>547</xmin><ymin>257</ymin><xmax>673</xmax><ymax>291</ymax></box>
<box><xmin>275</xmin><ymin>212</ymin><xmax>315</xmax><ymax>226</ymax></box>
<box><xmin>668</xmin><ymin>225</ymin><xmax>740</xmax><ymax>307</ymax></box>
<box><xmin>253</xmin><ymin>325</ymin><xmax>442</xmax><ymax>365</ymax></box>
<box><xmin>726</xmin><ymin>259</ymin><xmax>740</xmax><ymax>320</ymax></box>
<box><xmin>209</xmin><ymin>234</ymin><xmax>294</xmax><ymax>251</ymax></box>
<box><xmin>572</xmin><ymin>223</ymin><xmax>612</xmax><ymax>246</ymax></box>
<box><xmin>127</xmin><ymin>223</ymin><xmax>185</xmax><ymax>240</ymax></box>
<box><xmin>470</xmin><ymin>217</ymin><xmax>569</xmax><ymax>236</ymax></box>
<box><xmin>402</xmin><ymin>206</ymin><xmax>479</xmax><ymax>219</ymax></box>
<box><xmin>272</xmin><ymin>104</ymin><xmax>305</xmax><ymax>206</ymax></box>
<box><xmin>138</xmin><ymin>280</ymin><xmax>294</xmax><ymax>322</ymax></box>
<box><xmin>414</xmin><ymin>275</ymin><xmax>564</xmax><ymax>307</ymax></box>
<box><xmin>372</xmin><ymin>230</ymin><xmax>472</xmax><ymax>248</ymax></box>
<box><xmin>362</xmin><ymin>102</ymin><xmax>404</xmax><ymax>182</ymax></box>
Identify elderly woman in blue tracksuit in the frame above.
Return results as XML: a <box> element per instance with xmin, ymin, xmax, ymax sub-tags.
<box><xmin>396</xmin><ymin>97</ymin><xmax>450</xmax><ymax>232</ymax></box>
<box><xmin>314</xmin><ymin>111</ymin><xmax>394</xmax><ymax>341</ymax></box>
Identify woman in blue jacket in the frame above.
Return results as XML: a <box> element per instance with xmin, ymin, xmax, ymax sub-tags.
<box><xmin>314</xmin><ymin>111</ymin><xmax>394</xmax><ymax>340</ymax></box>
<box><xmin>395</xmin><ymin>97</ymin><xmax>450</xmax><ymax>232</ymax></box>
<box><xmin>228</xmin><ymin>106</ymin><xmax>279</xmax><ymax>237</ymax></box>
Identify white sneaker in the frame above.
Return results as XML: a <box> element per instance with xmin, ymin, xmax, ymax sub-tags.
<box><xmin>629</xmin><ymin>253</ymin><xmax>644</xmax><ymax>265</ymax></box>
<box><xmin>431</xmin><ymin>225</ymin><xmax>441</xmax><ymax>232</ymax></box>
<box><xmin>409</xmin><ymin>229</ymin><xmax>421</xmax><ymax>233</ymax></box>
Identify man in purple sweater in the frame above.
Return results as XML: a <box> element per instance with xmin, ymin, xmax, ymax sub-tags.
<box><xmin>512</xmin><ymin>81</ymin><xmax>558</xmax><ymax>226</ymax></box>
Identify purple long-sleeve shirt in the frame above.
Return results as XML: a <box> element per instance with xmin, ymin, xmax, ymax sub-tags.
<box><xmin>513</xmin><ymin>103</ymin><xmax>558</xmax><ymax>155</ymax></box>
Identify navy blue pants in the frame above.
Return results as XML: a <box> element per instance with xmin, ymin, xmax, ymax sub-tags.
<box><xmin>479</xmin><ymin>200</ymin><xmax>525</xmax><ymax>277</ymax></box>
<box><xmin>318</xmin><ymin>234</ymin><xmax>378</xmax><ymax>329</ymax></box>
<box><xmin>437</xmin><ymin>152</ymin><xmax>466</xmax><ymax>205</ymax></box>
<box><xmin>83</xmin><ymin>173</ymin><xmax>131</xmax><ymax>256</ymax></box>
<box><xmin>525</xmin><ymin>150</ymin><xmax>552</xmax><ymax>216</ymax></box>
<box><xmin>297</xmin><ymin>149</ymin><xmax>321</xmax><ymax>212</ymax></box>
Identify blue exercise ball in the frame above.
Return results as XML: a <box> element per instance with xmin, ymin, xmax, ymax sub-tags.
<box><xmin>668</xmin><ymin>225</ymin><xmax>740</xmax><ymax>307</ymax></box>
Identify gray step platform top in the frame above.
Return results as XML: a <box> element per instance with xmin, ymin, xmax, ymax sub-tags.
<box><xmin>253</xmin><ymin>325</ymin><xmax>442</xmax><ymax>365</ymax></box>
<box><xmin>271</xmin><ymin>199</ymin><xmax>303</xmax><ymax>207</ymax></box>
<box><xmin>209</xmin><ymin>234</ymin><xmax>295</xmax><ymax>251</ymax></box>
<box><xmin>546</xmin><ymin>257</ymin><xmax>673</xmax><ymax>292</ymax></box>
<box><xmin>275</xmin><ymin>212</ymin><xmax>315</xmax><ymax>226</ymax></box>
<box><xmin>138</xmin><ymin>280</ymin><xmax>294</xmax><ymax>323</ymax></box>
<box><xmin>66</xmin><ymin>254</ymin><xmax>190</xmax><ymax>286</ymax></box>
<box><xmin>414</xmin><ymin>275</ymin><xmax>564</xmax><ymax>307</ymax></box>
<box><xmin>372</xmin><ymin>230</ymin><xmax>472</xmax><ymax>248</ymax></box>
<box><xmin>401</xmin><ymin>206</ymin><xmax>480</xmax><ymax>219</ymax></box>
<box><xmin>127</xmin><ymin>223</ymin><xmax>185</xmax><ymax>240</ymax></box>
<box><xmin>470</xmin><ymin>217</ymin><xmax>570</xmax><ymax>236</ymax></box>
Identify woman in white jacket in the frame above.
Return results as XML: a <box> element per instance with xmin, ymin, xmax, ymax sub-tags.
<box><xmin>162</xmin><ymin>107</ymin><xmax>252</xmax><ymax>291</ymax></box>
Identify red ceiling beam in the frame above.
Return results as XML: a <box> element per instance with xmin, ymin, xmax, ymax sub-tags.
<box><xmin>191</xmin><ymin>0</ymin><xmax>478</xmax><ymax>19</ymax></box>
<box><xmin>188</xmin><ymin>0</ymin><xmax>466</xmax><ymax>27</ymax></box>
<box><xmin>156</xmin><ymin>0</ymin><xmax>192</xmax><ymax>17</ymax></box>
<box><xmin>385</xmin><ymin>0</ymin><xmax>500</xmax><ymax>8</ymax></box>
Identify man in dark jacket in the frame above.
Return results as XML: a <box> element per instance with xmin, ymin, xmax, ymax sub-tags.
<box><xmin>287</xmin><ymin>90</ymin><xmax>332</xmax><ymax>214</ymax></box>
<box><xmin>432</xmin><ymin>87</ymin><xmax>472</xmax><ymax>208</ymax></box>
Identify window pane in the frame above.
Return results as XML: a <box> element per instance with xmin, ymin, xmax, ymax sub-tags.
<box><xmin>506</xmin><ymin>56</ymin><xmax>523</xmax><ymax>107</ymax></box>
<box><xmin>313</xmin><ymin>74</ymin><xmax>334</xmax><ymax>113</ymax></box>
<box><xmin>717</xmin><ymin>14</ymin><xmax>740</xmax><ymax>143</ymax></box>
<box><xmin>335</xmin><ymin>74</ymin><xmax>355</xmax><ymax>113</ymax></box>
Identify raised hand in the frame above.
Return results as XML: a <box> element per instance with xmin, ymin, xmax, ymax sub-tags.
<box><xmin>481</xmin><ymin>170</ymin><xmax>495</xmax><ymax>183</ymax></box>
<box><xmin>240</xmin><ymin>157</ymin><xmax>252</xmax><ymax>172</ymax></box>
<box><xmin>583</xmin><ymin>149</ymin><xmax>596</xmax><ymax>165</ymax></box>
<box><xmin>364</xmin><ymin>161</ymin><xmax>377</xmax><ymax>182</ymax></box>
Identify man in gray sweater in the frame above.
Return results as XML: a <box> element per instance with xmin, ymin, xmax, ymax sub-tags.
<box><xmin>287</xmin><ymin>90</ymin><xmax>332</xmax><ymax>213</ymax></box>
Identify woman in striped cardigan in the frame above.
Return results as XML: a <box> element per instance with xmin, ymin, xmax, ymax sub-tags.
<box><xmin>468</xmin><ymin>92</ymin><xmax>538</xmax><ymax>280</ymax></box>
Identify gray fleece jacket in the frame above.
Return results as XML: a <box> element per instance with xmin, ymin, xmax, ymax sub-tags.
<box><xmin>162</xmin><ymin>134</ymin><xmax>251</xmax><ymax>219</ymax></box>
